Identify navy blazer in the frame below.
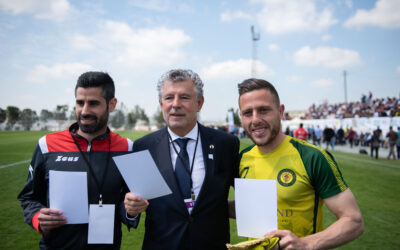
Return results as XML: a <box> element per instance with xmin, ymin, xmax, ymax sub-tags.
<box><xmin>132</xmin><ymin>123</ymin><xmax>240</xmax><ymax>250</ymax></box>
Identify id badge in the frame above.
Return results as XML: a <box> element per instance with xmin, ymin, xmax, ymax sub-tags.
<box><xmin>88</xmin><ymin>204</ymin><xmax>115</xmax><ymax>244</ymax></box>
<box><xmin>184</xmin><ymin>198</ymin><xmax>195</xmax><ymax>214</ymax></box>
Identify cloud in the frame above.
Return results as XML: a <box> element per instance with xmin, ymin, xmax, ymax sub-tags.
<box><xmin>26</xmin><ymin>63</ymin><xmax>95</xmax><ymax>83</ymax></box>
<box><xmin>0</xmin><ymin>0</ymin><xmax>72</xmax><ymax>22</ymax></box>
<box><xmin>293</xmin><ymin>46</ymin><xmax>362</xmax><ymax>68</ymax></box>
<box><xmin>200</xmin><ymin>59</ymin><xmax>274</xmax><ymax>80</ymax></box>
<box><xmin>254</xmin><ymin>0</ymin><xmax>337</xmax><ymax>35</ymax></box>
<box><xmin>98</xmin><ymin>20</ymin><xmax>191</xmax><ymax>67</ymax></box>
<box><xmin>321</xmin><ymin>34</ymin><xmax>332</xmax><ymax>41</ymax></box>
<box><xmin>268</xmin><ymin>43</ymin><xmax>280</xmax><ymax>51</ymax></box>
<box><xmin>220</xmin><ymin>10</ymin><xmax>252</xmax><ymax>22</ymax></box>
<box><xmin>70</xmin><ymin>35</ymin><xmax>93</xmax><ymax>50</ymax></box>
<box><xmin>343</xmin><ymin>0</ymin><xmax>353</xmax><ymax>9</ymax></box>
<box><xmin>344</xmin><ymin>0</ymin><xmax>400</xmax><ymax>28</ymax></box>
<box><xmin>309</xmin><ymin>79</ymin><xmax>334</xmax><ymax>87</ymax></box>
<box><xmin>129</xmin><ymin>0</ymin><xmax>170</xmax><ymax>11</ymax></box>
<box><xmin>177</xmin><ymin>3</ymin><xmax>194</xmax><ymax>13</ymax></box>
<box><xmin>286</xmin><ymin>75</ymin><xmax>303</xmax><ymax>82</ymax></box>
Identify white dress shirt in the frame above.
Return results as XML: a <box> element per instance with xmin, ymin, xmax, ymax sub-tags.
<box><xmin>168</xmin><ymin>124</ymin><xmax>205</xmax><ymax>201</ymax></box>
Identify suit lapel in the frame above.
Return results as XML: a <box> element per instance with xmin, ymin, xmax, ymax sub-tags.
<box><xmin>193</xmin><ymin>124</ymin><xmax>215</xmax><ymax>212</ymax></box>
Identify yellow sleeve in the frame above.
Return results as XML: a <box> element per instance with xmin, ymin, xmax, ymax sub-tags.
<box><xmin>226</xmin><ymin>237</ymin><xmax>280</xmax><ymax>250</ymax></box>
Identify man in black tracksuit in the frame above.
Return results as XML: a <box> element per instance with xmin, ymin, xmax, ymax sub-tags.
<box><xmin>17</xmin><ymin>72</ymin><xmax>149</xmax><ymax>249</ymax></box>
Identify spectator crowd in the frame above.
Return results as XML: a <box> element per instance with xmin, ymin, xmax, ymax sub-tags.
<box><xmin>287</xmin><ymin>124</ymin><xmax>400</xmax><ymax>160</ymax></box>
<box><xmin>303</xmin><ymin>92</ymin><xmax>400</xmax><ymax>120</ymax></box>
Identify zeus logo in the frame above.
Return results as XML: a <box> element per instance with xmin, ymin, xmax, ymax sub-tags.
<box><xmin>55</xmin><ymin>156</ymin><xmax>79</xmax><ymax>162</ymax></box>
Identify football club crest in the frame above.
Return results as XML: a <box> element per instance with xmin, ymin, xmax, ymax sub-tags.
<box><xmin>277</xmin><ymin>169</ymin><xmax>296</xmax><ymax>187</ymax></box>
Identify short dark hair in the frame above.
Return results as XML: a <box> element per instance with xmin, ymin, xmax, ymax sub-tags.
<box><xmin>238</xmin><ymin>78</ymin><xmax>280</xmax><ymax>107</ymax></box>
<box><xmin>75</xmin><ymin>71</ymin><xmax>115</xmax><ymax>102</ymax></box>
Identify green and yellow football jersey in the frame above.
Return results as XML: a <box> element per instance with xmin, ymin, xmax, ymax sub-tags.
<box><xmin>239</xmin><ymin>136</ymin><xmax>348</xmax><ymax>237</ymax></box>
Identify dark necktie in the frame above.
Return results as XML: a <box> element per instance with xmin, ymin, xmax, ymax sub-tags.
<box><xmin>174</xmin><ymin>138</ymin><xmax>191</xmax><ymax>199</ymax></box>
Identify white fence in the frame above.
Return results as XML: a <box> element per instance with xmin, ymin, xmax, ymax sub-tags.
<box><xmin>282</xmin><ymin>117</ymin><xmax>400</xmax><ymax>135</ymax></box>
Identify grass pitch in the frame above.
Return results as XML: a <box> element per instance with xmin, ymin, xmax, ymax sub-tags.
<box><xmin>0</xmin><ymin>132</ymin><xmax>399</xmax><ymax>249</ymax></box>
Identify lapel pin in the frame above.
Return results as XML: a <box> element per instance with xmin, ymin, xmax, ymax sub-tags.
<box><xmin>209</xmin><ymin>145</ymin><xmax>214</xmax><ymax>160</ymax></box>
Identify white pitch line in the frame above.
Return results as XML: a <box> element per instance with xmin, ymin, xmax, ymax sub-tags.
<box><xmin>0</xmin><ymin>160</ymin><xmax>30</xmax><ymax>169</ymax></box>
<box><xmin>334</xmin><ymin>154</ymin><xmax>400</xmax><ymax>170</ymax></box>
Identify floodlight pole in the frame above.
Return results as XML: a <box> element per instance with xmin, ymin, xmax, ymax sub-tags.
<box><xmin>251</xmin><ymin>25</ymin><xmax>260</xmax><ymax>77</ymax></box>
<box><xmin>343</xmin><ymin>70</ymin><xmax>348</xmax><ymax>103</ymax></box>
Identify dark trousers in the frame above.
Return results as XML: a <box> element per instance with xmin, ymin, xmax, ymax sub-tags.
<box><xmin>397</xmin><ymin>145</ymin><xmax>400</xmax><ymax>159</ymax></box>
<box><xmin>349</xmin><ymin>139</ymin><xmax>354</xmax><ymax>148</ymax></box>
<box><xmin>370</xmin><ymin>146</ymin><xmax>379</xmax><ymax>159</ymax></box>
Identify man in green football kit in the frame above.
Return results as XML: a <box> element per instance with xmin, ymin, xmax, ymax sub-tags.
<box><xmin>236</xmin><ymin>78</ymin><xmax>364</xmax><ymax>249</ymax></box>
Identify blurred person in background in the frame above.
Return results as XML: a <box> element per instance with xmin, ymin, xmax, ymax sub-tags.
<box><xmin>347</xmin><ymin>128</ymin><xmax>356</xmax><ymax>148</ymax></box>
<box><xmin>369</xmin><ymin>130</ymin><xmax>381</xmax><ymax>159</ymax></box>
<box><xmin>386</xmin><ymin>126</ymin><xmax>398</xmax><ymax>160</ymax></box>
<box><xmin>313</xmin><ymin>125</ymin><xmax>322</xmax><ymax>146</ymax></box>
<box><xmin>294</xmin><ymin>123</ymin><xmax>308</xmax><ymax>141</ymax></box>
<box><xmin>323</xmin><ymin>126</ymin><xmax>335</xmax><ymax>150</ymax></box>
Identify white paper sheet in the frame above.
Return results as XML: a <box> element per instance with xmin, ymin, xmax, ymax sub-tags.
<box><xmin>235</xmin><ymin>178</ymin><xmax>277</xmax><ymax>238</ymax></box>
<box><xmin>88</xmin><ymin>204</ymin><xmax>115</xmax><ymax>244</ymax></box>
<box><xmin>113</xmin><ymin>150</ymin><xmax>172</xmax><ymax>200</ymax></box>
<box><xmin>49</xmin><ymin>170</ymin><xmax>89</xmax><ymax>224</ymax></box>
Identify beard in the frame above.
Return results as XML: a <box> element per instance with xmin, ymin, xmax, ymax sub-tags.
<box><xmin>245</xmin><ymin>116</ymin><xmax>281</xmax><ymax>147</ymax></box>
<box><xmin>77</xmin><ymin>111</ymin><xmax>109</xmax><ymax>135</ymax></box>
<box><xmin>255</xmin><ymin>123</ymin><xmax>280</xmax><ymax>147</ymax></box>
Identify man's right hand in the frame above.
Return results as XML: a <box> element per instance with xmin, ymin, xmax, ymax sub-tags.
<box><xmin>124</xmin><ymin>192</ymin><xmax>149</xmax><ymax>217</ymax></box>
<box><xmin>38</xmin><ymin>208</ymin><xmax>67</xmax><ymax>233</ymax></box>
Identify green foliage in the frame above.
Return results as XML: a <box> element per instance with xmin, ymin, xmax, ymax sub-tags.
<box><xmin>40</xmin><ymin>109</ymin><xmax>54</xmax><ymax>122</ymax></box>
<box><xmin>6</xmin><ymin>106</ymin><xmax>20</xmax><ymax>128</ymax></box>
<box><xmin>226</xmin><ymin>107</ymin><xmax>241</xmax><ymax>126</ymax></box>
<box><xmin>20</xmin><ymin>108</ymin><xmax>39</xmax><ymax>131</ymax></box>
<box><xmin>111</xmin><ymin>109</ymin><xmax>125</xmax><ymax>129</ymax></box>
<box><xmin>153</xmin><ymin>107</ymin><xmax>165</xmax><ymax>129</ymax></box>
<box><xmin>54</xmin><ymin>105</ymin><xmax>68</xmax><ymax>121</ymax></box>
<box><xmin>0</xmin><ymin>108</ymin><xmax>6</xmax><ymax>123</ymax></box>
<box><xmin>1</xmin><ymin>131</ymin><xmax>399</xmax><ymax>249</ymax></box>
<box><xmin>69</xmin><ymin>107</ymin><xmax>76</xmax><ymax>121</ymax></box>
<box><xmin>126</xmin><ymin>105</ymin><xmax>149</xmax><ymax>129</ymax></box>
<box><xmin>140</xmin><ymin>109</ymin><xmax>150</xmax><ymax>126</ymax></box>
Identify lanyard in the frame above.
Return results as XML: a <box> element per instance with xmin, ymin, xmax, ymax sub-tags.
<box><xmin>168</xmin><ymin>129</ymin><xmax>200</xmax><ymax>200</ymax></box>
<box><xmin>71</xmin><ymin>134</ymin><xmax>111</xmax><ymax>207</ymax></box>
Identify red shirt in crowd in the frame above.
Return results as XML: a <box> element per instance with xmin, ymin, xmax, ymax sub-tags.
<box><xmin>294</xmin><ymin>128</ymin><xmax>308</xmax><ymax>141</ymax></box>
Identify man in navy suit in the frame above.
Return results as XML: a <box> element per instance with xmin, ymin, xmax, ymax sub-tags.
<box><xmin>124</xmin><ymin>69</ymin><xmax>240</xmax><ymax>249</ymax></box>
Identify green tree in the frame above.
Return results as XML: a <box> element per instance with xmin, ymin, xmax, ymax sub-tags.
<box><xmin>153</xmin><ymin>107</ymin><xmax>165</xmax><ymax>129</ymax></box>
<box><xmin>40</xmin><ymin>109</ymin><xmax>53</xmax><ymax>122</ymax></box>
<box><xmin>226</xmin><ymin>107</ymin><xmax>241</xmax><ymax>126</ymax></box>
<box><xmin>110</xmin><ymin>109</ymin><xmax>125</xmax><ymax>130</ymax></box>
<box><xmin>0</xmin><ymin>108</ymin><xmax>6</xmax><ymax>124</ymax></box>
<box><xmin>69</xmin><ymin>107</ymin><xmax>76</xmax><ymax>121</ymax></box>
<box><xmin>6</xmin><ymin>106</ymin><xmax>20</xmax><ymax>129</ymax></box>
<box><xmin>140</xmin><ymin>109</ymin><xmax>150</xmax><ymax>126</ymax></box>
<box><xmin>126</xmin><ymin>105</ymin><xmax>141</xmax><ymax>129</ymax></box>
<box><xmin>54</xmin><ymin>105</ymin><xmax>68</xmax><ymax>121</ymax></box>
<box><xmin>20</xmin><ymin>108</ymin><xmax>38</xmax><ymax>130</ymax></box>
<box><xmin>126</xmin><ymin>105</ymin><xmax>150</xmax><ymax>129</ymax></box>
<box><xmin>126</xmin><ymin>112</ymin><xmax>138</xmax><ymax>130</ymax></box>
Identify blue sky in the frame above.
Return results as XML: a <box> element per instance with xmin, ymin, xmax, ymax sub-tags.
<box><xmin>0</xmin><ymin>0</ymin><xmax>399</xmax><ymax>122</ymax></box>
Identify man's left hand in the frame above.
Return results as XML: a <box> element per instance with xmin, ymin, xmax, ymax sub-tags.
<box><xmin>267</xmin><ymin>230</ymin><xmax>310</xmax><ymax>250</ymax></box>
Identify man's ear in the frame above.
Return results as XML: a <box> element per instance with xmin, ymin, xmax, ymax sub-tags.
<box><xmin>279</xmin><ymin>104</ymin><xmax>285</xmax><ymax>119</ymax></box>
<box><xmin>108</xmin><ymin>98</ymin><xmax>117</xmax><ymax>112</ymax></box>
<box><xmin>197</xmin><ymin>96</ymin><xmax>204</xmax><ymax>112</ymax></box>
<box><xmin>159</xmin><ymin>99</ymin><xmax>163</xmax><ymax>108</ymax></box>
